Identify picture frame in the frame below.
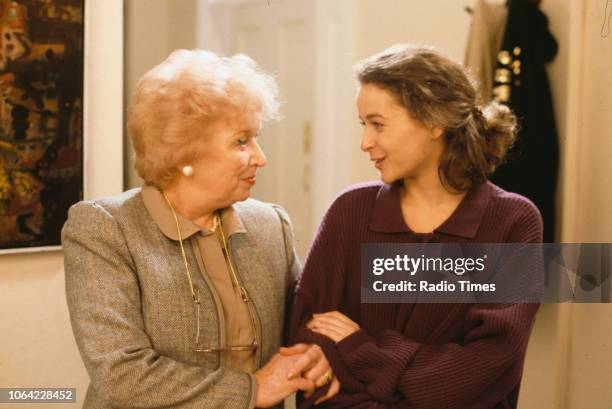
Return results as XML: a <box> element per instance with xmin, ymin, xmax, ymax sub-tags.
<box><xmin>0</xmin><ymin>0</ymin><xmax>84</xmax><ymax>253</ymax></box>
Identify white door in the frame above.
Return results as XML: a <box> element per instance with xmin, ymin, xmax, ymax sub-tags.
<box><xmin>198</xmin><ymin>0</ymin><xmax>354</xmax><ymax>260</ymax></box>
<box><xmin>208</xmin><ymin>0</ymin><xmax>315</xmax><ymax>259</ymax></box>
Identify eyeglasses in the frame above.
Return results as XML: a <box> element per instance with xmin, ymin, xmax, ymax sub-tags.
<box><xmin>162</xmin><ymin>191</ymin><xmax>258</xmax><ymax>354</ymax></box>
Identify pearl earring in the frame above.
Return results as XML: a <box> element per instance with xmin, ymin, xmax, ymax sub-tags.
<box><xmin>182</xmin><ymin>165</ymin><xmax>194</xmax><ymax>177</ymax></box>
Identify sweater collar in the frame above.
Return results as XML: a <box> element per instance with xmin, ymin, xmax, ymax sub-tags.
<box><xmin>141</xmin><ymin>183</ymin><xmax>246</xmax><ymax>241</ymax></box>
<box><xmin>369</xmin><ymin>181</ymin><xmax>492</xmax><ymax>239</ymax></box>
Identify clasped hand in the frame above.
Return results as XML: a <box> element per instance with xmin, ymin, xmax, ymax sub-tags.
<box><xmin>255</xmin><ymin>311</ymin><xmax>357</xmax><ymax>407</ymax></box>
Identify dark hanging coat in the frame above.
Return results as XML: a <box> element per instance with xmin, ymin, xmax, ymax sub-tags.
<box><xmin>491</xmin><ymin>0</ymin><xmax>559</xmax><ymax>242</ymax></box>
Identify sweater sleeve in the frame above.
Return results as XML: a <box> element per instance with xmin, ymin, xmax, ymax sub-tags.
<box><xmin>287</xmin><ymin>196</ymin><xmax>366</xmax><ymax>395</ymax></box>
<box><xmin>335</xmin><ymin>303</ymin><xmax>539</xmax><ymax>408</ymax></box>
<box><xmin>330</xmin><ymin>202</ymin><xmax>544</xmax><ymax>408</ymax></box>
<box><xmin>271</xmin><ymin>204</ymin><xmax>303</xmax><ymax>345</ymax></box>
<box><xmin>62</xmin><ymin>201</ymin><xmax>256</xmax><ymax>409</ymax></box>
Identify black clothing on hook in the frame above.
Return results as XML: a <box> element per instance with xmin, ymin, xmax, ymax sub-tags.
<box><xmin>491</xmin><ymin>0</ymin><xmax>559</xmax><ymax>242</ymax></box>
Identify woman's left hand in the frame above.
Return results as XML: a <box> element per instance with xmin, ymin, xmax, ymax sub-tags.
<box><xmin>307</xmin><ymin>311</ymin><xmax>360</xmax><ymax>343</ymax></box>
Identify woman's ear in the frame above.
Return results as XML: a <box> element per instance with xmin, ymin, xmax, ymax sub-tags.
<box><xmin>430</xmin><ymin>125</ymin><xmax>444</xmax><ymax>140</ymax></box>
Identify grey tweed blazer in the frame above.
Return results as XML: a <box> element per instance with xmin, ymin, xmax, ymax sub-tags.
<box><xmin>62</xmin><ymin>188</ymin><xmax>300</xmax><ymax>409</ymax></box>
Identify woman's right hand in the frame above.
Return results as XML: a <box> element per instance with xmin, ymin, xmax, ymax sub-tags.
<box><xmin>254</xmin><ymin>353</ymin><xmax>315</xmax><ymax>408</ymax></box>
<box><xmin>280</xmin><ymin>343</ymin><xmax>341</xmax><ymax>404</ymax></box>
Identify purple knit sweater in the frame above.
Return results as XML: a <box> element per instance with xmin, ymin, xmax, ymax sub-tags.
<box><xmin>289</xmin><ymin>181</ymin><xmax>543</xmax><ymax>409</ymax></box>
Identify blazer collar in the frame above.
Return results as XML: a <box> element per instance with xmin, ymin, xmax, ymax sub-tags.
<box><xmin>141</xmin><ymin>184</ymin><xmax>246</xmax><ymax>241</ymax></box>
<box><xmin>369</xmin><ymin>181</ymin><xmax>492</xmax><ymax>239</ymax></box>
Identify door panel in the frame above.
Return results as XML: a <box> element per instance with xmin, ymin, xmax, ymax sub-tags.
<box><xmin>233</xmin><ymin>1</ymin><xmax>314</xmax><ymax>259</ymax></box>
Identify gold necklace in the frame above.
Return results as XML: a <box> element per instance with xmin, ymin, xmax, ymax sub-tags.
<box><xmin>161</xmin><ymin>191</ymin><xmax>257</xmax><ymax>353</ymax></box>
<box><xmin>160</xmin><ymin>192</ymin><xmax>247</xmax><ymax>299</ymax></box>
<box><xmin>161</xmin><ymin>191</ymin><xmax>200</xmax><ymax>303</ymax></box>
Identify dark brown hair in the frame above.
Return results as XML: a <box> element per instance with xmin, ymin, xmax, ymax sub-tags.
<box><xmin>355</xmin><ymin>44</ymin><xmax>517</xmax><ymax>191</ymax></box>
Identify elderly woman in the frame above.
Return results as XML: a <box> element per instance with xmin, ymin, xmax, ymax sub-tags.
<box><xmin>287</xmin><ymin>44</ymin><xmax>543</xmax><ymax>408</ymax></box>
<box><xmin>62</xmin><ymin>49</ymin><xmax>330</xmax><ymax>409</ymax></box>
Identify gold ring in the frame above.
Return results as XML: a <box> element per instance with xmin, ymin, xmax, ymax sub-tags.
<box><xmin>323</xmin><ymin>370</ymin><xmax>333</xmax><ymax>384</ymax></box>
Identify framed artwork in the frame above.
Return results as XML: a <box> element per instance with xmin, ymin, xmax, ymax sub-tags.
<box><xmin>0</xmin><ymin>0</ymin><xmax>84</xmax><ymax>252</ymax></box>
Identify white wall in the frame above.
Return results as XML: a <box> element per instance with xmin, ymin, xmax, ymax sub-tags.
<box><xmin>564</xmin><ymin>1</ymin><xmax>612</xmax><ymax>408</ymax></box>
<box><xmin>124</xmin><ymin>0</ymin><xmax>197</xmax><ymax>189</ymax></box>
<box><xmin>0</xmin><ymin>1</ymin><xmax>124</xmax><ymax>407</ymax></box>
<box><xmin>573</xmin><ymin>0</ymin><xmax>612</xmax><ymax>244</ymax></box>
<box><xmin>523</xmin><ymin>3</ymin><xmax>612</xmax><ymax>408</ymax></box>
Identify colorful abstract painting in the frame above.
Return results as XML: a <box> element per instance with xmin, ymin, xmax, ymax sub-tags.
<box><xmin>0</xmin><ymin>0</ymin><xmax>83</xmax><ymax>251</ymax></box>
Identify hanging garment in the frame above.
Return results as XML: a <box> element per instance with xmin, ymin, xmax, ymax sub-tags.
<box><xmin>464</xmin><ymin>0</ymin><xmax>509</xmax><ymax>103</ymax></box>
<box><xmin>489</xmin><ymin>0</ymin><xmax>559</xmax><ymax>242</ymax></box>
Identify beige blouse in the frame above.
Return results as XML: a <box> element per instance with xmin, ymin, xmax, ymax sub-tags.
<box><xmin>142</xmin><ymin>184</ymin><xmax>256</xmax><ymax>373</ymax></box>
